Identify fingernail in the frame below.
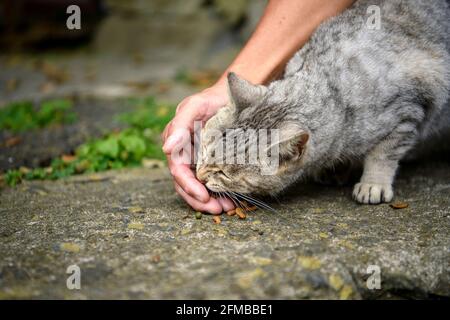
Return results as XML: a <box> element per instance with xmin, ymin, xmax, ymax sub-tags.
<box><xmin>218</xmin><ymin>198</ymin><xmax>232</xmax><ymax>211</ymax></box>
<box><xmin>206</xmin><ymin>201</ymin><xmax>223</xmax><ymax>214</ymax></box>
<box><xmin>163</xmin><ymin>133</ymin><xmax>181</xmax><ymax>153</ymax></box>
<box><xmin>195</xmin><ymin>192</ymin><xmax>209</xmax><ymax>203</ymax></box>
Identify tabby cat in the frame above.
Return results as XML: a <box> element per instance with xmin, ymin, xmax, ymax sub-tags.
<box><xmin>196</xmin><ymin>0</ymin><xmax>450</xmax><ymax>205</ymax></box>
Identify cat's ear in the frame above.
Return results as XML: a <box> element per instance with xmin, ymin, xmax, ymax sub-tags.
<box><xmin>227</xmin><ymin>72</ymin><xmax>267</xmax><ymax>111</ymax></box>
<box><xmin>204</xmin><ymin>104</ymin><xmax>235</xmax><ymax>130</ymax></box>
<box><xmin>271</xmin><ymin>124</ymin><xmax>309</xmax><ymax>161</ymax></box>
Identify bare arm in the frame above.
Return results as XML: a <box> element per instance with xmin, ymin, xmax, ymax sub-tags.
<box><xmin>163</xmin><ymin>0</ymin><xmax>355</xmax><ymax>214</ymax></box>
<box><xmin>218</xmin><ymin>0</ymin><xmax>356</xmax><ymax>85</ymax></box>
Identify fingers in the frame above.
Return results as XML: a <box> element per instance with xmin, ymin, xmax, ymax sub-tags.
<box><xmin>218</xmin><ymin>197</ymin><xmax>235</xmax><ymax>212</ymax></box>
<box><xmin>174</xmin><ymin>183</ymin><xmax>223</xmax><ymax>214</ymax></box>
<box><xmin>161</xmin><ymin>120</ymin><xmax>172</xmax><ymax>144</ymax></box>
<box><xmin>167</xmin><ymin>154</ymin><xmax>234</xmax><ymax>213</ymax></box>
<box><xmin>169</xmin><ymin>160</ymin><xmax>209</xmax><ymax>203</ymax></box>
<box><xmin>175</xmin><ymin>96</ymin><xmax>190</xmax><ymax>113</ymax></box>
<box><xmin>163</xmin><ymin>129</ymin><xmax>186</xmax><ymax>154</ymax></box>
<box><xmin>163</xmin><ymin>101</ymin><xmax>207</xmax><ymax>154</ymax></box>
<box><xmin>163</xmin><ymin>89</ymin><xmax>231</xmax><ymax>213</ymax></box>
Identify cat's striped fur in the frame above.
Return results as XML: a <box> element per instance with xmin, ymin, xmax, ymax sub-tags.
<box><xmin>197</xmin><ymin>0</ymin><xmax>450</xmax><ymax>204</ymax></box>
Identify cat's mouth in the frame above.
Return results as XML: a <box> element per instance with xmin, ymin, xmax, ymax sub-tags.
<box><xmin>204</xmin><ymin>182</ymin><xmax>222</xmax><ymax>193</ymax></box>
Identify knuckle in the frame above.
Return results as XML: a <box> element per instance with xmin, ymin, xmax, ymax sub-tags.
<box><xmin>169</xmin><ymin>165</ymin><xmax>178</xmax><ymax>177</ymax></box>
<box><xmin>161</xmin><ymin>122</ymin><xmax>173</xmax><ymax>141</ymax></box>
<box><xmin>187</xmin><ymin>96</ymin><xmax>206</xmax><ymax>109</ymax></box>
<box><xmin>176</xmin><ymin>103</ymin><xmax>185</xmax><ymax>113</ymax></box>
<box><xmin>183</xmin><ymin>184</ymin><xmax>193</xmax><ymax>196</ymax></box>
<box><xmin>177</xmin><ymin>96</ymin><xmax>198</xmax><ymax>112</ymax></box>
<box><xmin>188</xmin><ymin>96</ymin><xmax>203</xmax><ymax>105</ymax></box>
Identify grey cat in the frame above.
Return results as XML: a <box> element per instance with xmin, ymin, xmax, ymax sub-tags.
<box><xmin>196</xmin><ymin>0</ymin><xmax>450</xmax><ymax>205</ymax></box>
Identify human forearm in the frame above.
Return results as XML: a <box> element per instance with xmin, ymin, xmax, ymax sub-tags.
<box><xmin>216</xmin><ymin>0</ymin><xmax>355</xmax><ymax>86</ymax></box>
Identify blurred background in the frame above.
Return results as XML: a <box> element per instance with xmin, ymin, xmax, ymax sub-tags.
<box><xmin>0</xmin><ymin>0</ymin><xmax>266</xmax><ymax>186</ymax></box>
<box><xmin>0</xmin><ymin>0</ymin><xmax>266</xmax><ymax>102</ymax></box>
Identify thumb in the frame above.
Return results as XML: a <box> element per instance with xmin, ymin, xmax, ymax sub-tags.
<box><xmin>162</xmin><ymin>106</ymin><xmax>203</xmax><ymax>154</ymax></box>
<box><xmin>162</xmin><ymin>129</ymin><xmax>185</xmax><ymax>154</ymax></box>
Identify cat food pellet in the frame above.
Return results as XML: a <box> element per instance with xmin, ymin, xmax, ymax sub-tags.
<box><xmin>236</xmin><ymin>208</ymin><xmax>246</xmax><ymax>219</ymax></box>
<box><xmin>226</xmin><ymin>209</ymin><xmax>236</xmax><ymax>216</ymax></box>
<box><xmin>390</xmin><ymin>202</ymin><xmax>409</xmax><ymax>209</ymax></box>
<box><xmin>213</xmin><ymin>216</ymin><xmax>221</xmax><ymax>224</ymax></box>
<box><xmin>195</xmin><ymin>211</ymin><xmax>202</xmax><ymax>219</ymax></box>
<box><xmin>246</xmin><ymin>206</ymin><xmax>257</xmax><ymax>211</ymax></box>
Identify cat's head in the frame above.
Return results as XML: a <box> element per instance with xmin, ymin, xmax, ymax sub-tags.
<box><xmin>196</xmin><ymin>73</ymin><xmax>309</xmax><ymax>196</ymax></box>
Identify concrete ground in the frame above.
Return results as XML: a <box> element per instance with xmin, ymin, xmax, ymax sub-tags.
<box><xmin>0</xmin><ymin>0</ymin><xmax>449</xmax><ymax>300</ymax></box>
<box><xmin>1</xmin><ymin>161</ymin><xmax>449</xmax><ymax>299</ymax></box>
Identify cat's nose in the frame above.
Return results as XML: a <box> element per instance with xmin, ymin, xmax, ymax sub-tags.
<box><xmin>196</xmin><ymin>167</ymin><xmax>208</xmax><ymax>184</ymax></box>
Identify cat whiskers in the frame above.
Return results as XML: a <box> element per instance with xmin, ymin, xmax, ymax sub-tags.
<box><xmin>223</xmin><ymin>191</ymin><xmax>242</xmax><ymax>209</ymax></box>
<box><xmin>223</xmin><ymin>191</ymin><xmax>252</xmax><ymax>211</ymax></box>
<box><xmin>207</xmin><ymin>189</ymin><xmax>276</xmax><ymax>212</ymax></box>
<box><xmin>228</xmin><ymin>191</ymin><xmax>276</xmax><ymax>213</ymax></box>
<box><xmin>206</xmin><ymin>188</ymin><xmax>275</xmax><ymax>213</ymax></box>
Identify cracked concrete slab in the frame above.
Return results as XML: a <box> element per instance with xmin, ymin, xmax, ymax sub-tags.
<box><xmin>0</xmin><ymin>161</ymin><xmax>449</xmax><ymax>299</ymax></box>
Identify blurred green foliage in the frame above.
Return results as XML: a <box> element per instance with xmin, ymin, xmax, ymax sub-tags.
<box><xmin>118</xmin><ymin>96</ymin><xmax>174</xmax><ymax>132</ymax></box>
<box><xmin>4</xmin><ymin>97</ymin><xmax>175</xmax><ymax>187</ymax></box>
<box><xmin>0</xmin><ymin>99</ymin><xmax>77</xmax><ymax>133</ymax></box>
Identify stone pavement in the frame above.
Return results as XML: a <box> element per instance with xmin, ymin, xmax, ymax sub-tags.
<box><xmin>1</xmin><ymin>162</ymin><xmax>449</xmax><ymax>299</ymax></box>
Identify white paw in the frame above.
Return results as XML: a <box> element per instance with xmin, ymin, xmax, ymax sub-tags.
<box><xmin>352</xmin><ymin>182</ymin><xmax>394</xmax><ymax>204</ymax></box>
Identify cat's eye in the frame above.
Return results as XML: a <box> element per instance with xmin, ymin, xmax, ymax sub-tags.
<box><xmin>217</xmin><ymin>170</ymin><xmax>231</xmax><ymax>180</ymax></box>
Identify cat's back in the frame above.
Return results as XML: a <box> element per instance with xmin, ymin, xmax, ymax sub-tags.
<box><xmin>281</xmin><ymin>0</ymin><xmax>450</xmax><ymax>154</ymax></box>
<box><xmin>285</xmin><ymin>0</ymin><xmax>450</xmax><ymax>136</ymax></box>
<box><xmin>285</xmin><ymin>0</ymin><xmax>450</xmax><ymax>78</ymax></box>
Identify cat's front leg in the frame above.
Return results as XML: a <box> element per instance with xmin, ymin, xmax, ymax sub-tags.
<box><xmin>352</xmin><ymin>123</ymin><xmax>418</xmax><ymax>204</ymax></box>
<box><xmin>352</xmin><ymin>158</ymin><xmax>396</xmax><ymax>204</ymax></box>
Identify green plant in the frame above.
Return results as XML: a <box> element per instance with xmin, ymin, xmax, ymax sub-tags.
<box><xmin>5</xmin><ymin>170</ymin><xmax>23</xmax><ymax>187</ymax></box>
<box><xmin>118</xmin><ymin>96</ymin><xmax>175</xmax><ymax>131</ymax></box>
<box><xmin>3</xmin><ymin>97</ymin><xmax>175</xmax><ymax>186</ymax></box>
<box><xmin>37</xmin><ymin>99</ymin><xmax>77</xmax><ymax>127</ymax></box>
<box><xmin>0</xmin><ymin>99</ymin><xmax>77</xmax><ymax>133</ymax></box>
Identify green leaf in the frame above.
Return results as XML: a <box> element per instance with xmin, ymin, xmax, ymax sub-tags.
<box><xmin>96</xmin><ymin>137</ymin><xmax>120</xmax><ymax>158</ymax></box>
<box><xmin>120</xmin><ymin>134</ymin><xmax>146</xmax><ymax>159</ymax></box>
<box><xmin>76</xmin><ymin>144</ymin><xmax>91</xmax><ymax>157</ymax></box>
<box><xmin>5</xmin><ymin>170</ymin><xmax>23</xmax><ymax>186</ymax></box>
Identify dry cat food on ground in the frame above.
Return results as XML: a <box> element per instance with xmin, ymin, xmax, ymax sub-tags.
<box><xmin>236</xmin><ymin>208</ymin><xmax>246</xmax><ymax>219</ymax></box>
<box><xmin>390</xmin><ymin>202</ymin><xmax>409</xmax><ymax>209</ymax></box>
<box><xmin>193</xmin><ymin>201</ymin><xmax>259</xmax><ymax>223</ymax></box>
<box><xmin>226</xmin><ymin>204</ymin><xmax>257</xmax><ymax>219</ymax></box>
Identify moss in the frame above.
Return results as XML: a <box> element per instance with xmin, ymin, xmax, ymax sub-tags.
<box><xmin>329</xmin><ymin>274</ymin><xmax>344</xmax><ymax>291</ymax></box>
<box><xmin>59</xmin><ymin>243</ymin><xmax>80</xmax><ymax>253</ymax></box>
<box><xmin>298</xmin><ymin>256</ymin><xmax>322</xmax><ymax>270</ymax></box>
<box><xmin>339</xmin><ymin>285</ymin><xmax>354</xmax><ymax>300</ymax></box>
<box><xmin>128</xmin><ymin>221</ymin><xmax>144</xmax><ymax>230</ymax></box>
<box><xmin>236</xmin><ymin>268</ymin><xmax>266</xmax><ymax>290</ymax></box>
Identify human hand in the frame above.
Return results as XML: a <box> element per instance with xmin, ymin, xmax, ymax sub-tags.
<box><xmin>162</xmin><ymin>82</ymin><xmax>235</xmax><ymax>214</ymax></box>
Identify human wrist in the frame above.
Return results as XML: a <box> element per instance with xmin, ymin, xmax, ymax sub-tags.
<box><xmin>208</xmin><ymin>77</ymin><xmax>228</xmax><ymax>95</ymax></box>
<box><xmin>216</xmin><ymin>61</ymin><xmax>278</xmax><ymax>86</ymax></box>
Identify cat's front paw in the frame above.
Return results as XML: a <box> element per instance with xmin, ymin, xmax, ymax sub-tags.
<box><xmin>352</xmin><ymin>182</ymin><xmax>393</xmax><ymax>204</ymax></box>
